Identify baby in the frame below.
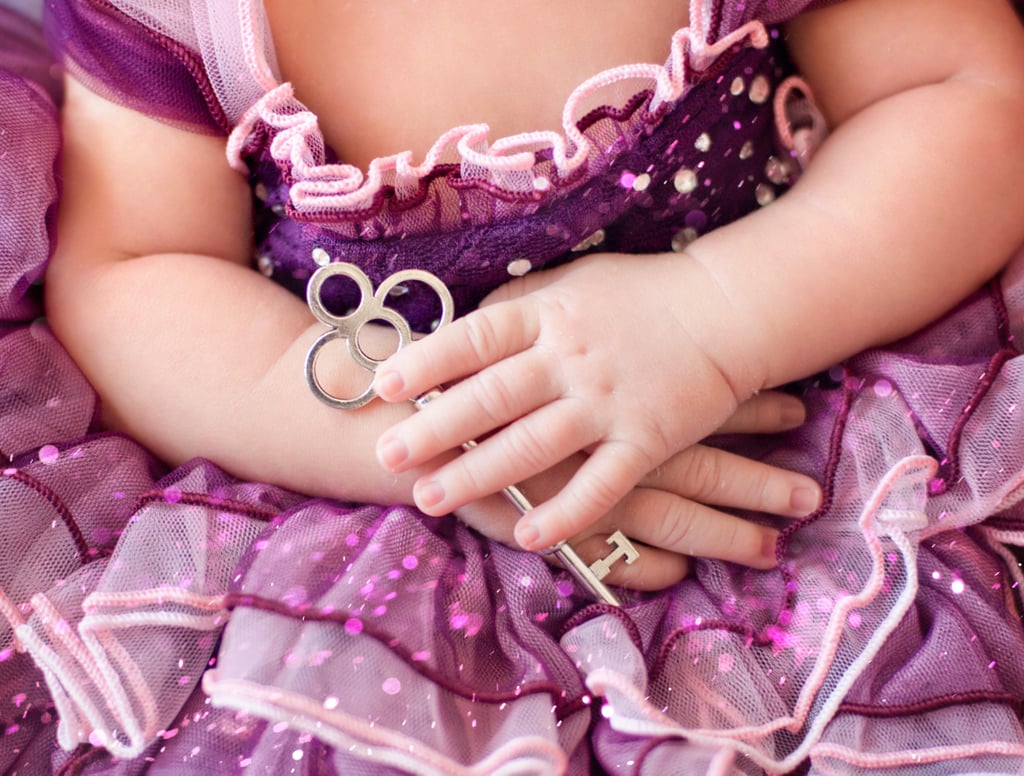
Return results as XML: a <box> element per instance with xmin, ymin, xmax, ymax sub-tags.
<box><xmin>0</xmin><ymin>0</ymin><xmax>1020</xmax><ymax>772</ymax></box>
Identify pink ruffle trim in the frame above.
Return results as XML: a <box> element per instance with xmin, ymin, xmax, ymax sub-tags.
<box><xmin>224</xmin><ymin>20</ymin><xmax>770</xmax><ymax>218</ymax></box>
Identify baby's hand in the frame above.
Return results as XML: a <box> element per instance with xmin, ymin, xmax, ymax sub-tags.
<box><xmin>456</xmin><ymin>404</ymin><xmax>820</xmax><ymax>589</ymax></box>
<box><xmin>373</xmin><ymin>253</ymin><xmax>778</xmax><ymax>551</ymax></box>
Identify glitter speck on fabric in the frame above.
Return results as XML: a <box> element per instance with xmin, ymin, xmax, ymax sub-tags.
<box><xmin>344</xmin><ymin>618</ymin><xmax>363</xmax><ymax>635</ymax></box>
<box><xmin>38</xmin><ymin>444</ymin><xmax>58</xmax><ymax>464</ymax></box>
<box><xmin>382</xmin><ymin>677</ymin><xmax>402</xmax><ymax>695</ymax></box>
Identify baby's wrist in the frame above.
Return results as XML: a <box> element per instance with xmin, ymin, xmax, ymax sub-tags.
<box><xmin>664</xmin><ymin>249</ymin><xmax>771</xmax><ymax>404</ymax></box>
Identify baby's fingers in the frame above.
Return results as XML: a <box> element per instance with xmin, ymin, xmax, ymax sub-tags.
<box><xmin>715</xmin><ymin>391</ymin><xmax>807</xmax><ymax>435</ymax></box>
<box><xmin>514</xmin><ymin>442</ymin><xmax>651</xmax><ymax>551</ymax></box>
<box><xmin>623</xmin><ymin>488</ymin><xmax>779</xmax><ymax>571</ymax></box>
<box><xmin>644</xmin><ymin>445</ymin><xmax>821</xmax><ymax>518</ymax></box>
<box><xmin>571</xmin><ymin>488</ymin><xmax>781</xmax><ymax>591</ymax></box>
<box><xmin>410</xmin><ymin>402</ymin><xmax>599</xmax><ymax>516</ymax></box>
<box><xmin>376</xmin><ymin>349</ymin><xmax>561</xmax><ymax>473</ymax></box>
<box><xmin>374</xmin><ymin>302</ymin><xmax>539</xmax><ymax>402</ymax></box>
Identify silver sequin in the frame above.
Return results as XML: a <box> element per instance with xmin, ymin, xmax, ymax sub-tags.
<box><xmin>572</xmin><ymin>229</ymin><xmax>606</xmax><ymax>252</ymax></box>
<box><xmin>755</xmin><ymin>183</ymin><xmax>776</xmax><ymax>206</ymax></box>
<box><xmin>749</xmin><ymin>75</ymin><xmax>771</xmax><ymax>104</ymax></box>
<box><xmin>632</xmin><ymin>173</ymin><xmax>652</xmax><ymax>192</ymax></box>
<box><xmin>257</xmin><ymin>255</ymin><xmax>274</xmax><ymax>277</ymax></box>
<box><xmin>738</xmin><ymin>140</ymin><xmax>755</xmax><ymax>160</ymax></box>
<box><xmin>671</xmin><ymin>227</ymin><xmax>699</xmax><ymax>253</ymax></box>
<box><xmin>673</xmin><ymin>167</ymin><xmax>698</xmax><ymax>195</ymax></box>
<box><xmin>694</xmin><ymin>133</ymin><xmax>712</xmax><ymax>152</ymax></box>
<box><xmin>765</xmin><ymin>157</ymin><xmax>790</xmax><ymax>185</ymax></box>
<box><xmin>507</xmin><ymin>258</ymin><xmax>533</xmax><ymax>276</ymax></box>
<box><xmin>311</xmin><ymin>247</ymin><xmax>331</xmax><ymax>266</ymax></box>
<box><xmin>730</xmin><ymin>77</ymin><xmax>745</xmax><ymax>96</ymax></box>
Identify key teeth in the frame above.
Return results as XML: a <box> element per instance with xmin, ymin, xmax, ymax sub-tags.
<box><xmin>588</xmin><ymin>530</ymin><xmax>641</xmax><ymax>581</ymax></box>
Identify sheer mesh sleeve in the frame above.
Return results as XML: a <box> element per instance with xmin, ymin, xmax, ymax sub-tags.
<box><xmin>42</xmin><ymin>0</ymin><xmax>230</xmax><ymax>133</ymax></box>
<box><xmin>703</xmin><ymin>0</ymin><xmax>842</xmax><ymax>42</ymax></box>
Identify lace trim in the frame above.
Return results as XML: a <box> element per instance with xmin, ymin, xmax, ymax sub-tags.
<box><xmin>225</xmin><ymin>20</ymin><xmax>770</xmax><ymax>218</ymax></box>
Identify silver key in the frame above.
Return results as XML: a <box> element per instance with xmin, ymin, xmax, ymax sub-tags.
<box><xmin>305</xmin><ymin>259</ymin><xmax>640</xmax><ymax>606</ymax></box>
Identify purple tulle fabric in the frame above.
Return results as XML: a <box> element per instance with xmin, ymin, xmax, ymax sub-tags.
<box><xmin>2</xmin><ymin>1</ymin><xmax>1024</xmax><ymax>774</ymax></box>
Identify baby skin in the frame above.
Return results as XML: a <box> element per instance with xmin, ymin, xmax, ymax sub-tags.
<box><xmin>45</xmin><ymin>0</ymin><xmax>1024</xmax><ymax>590</ymax></box>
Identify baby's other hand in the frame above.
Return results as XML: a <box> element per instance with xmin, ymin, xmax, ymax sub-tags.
<box><xmin>455</xmin><ymin>391</ymin><xmax>821</xmax><ymax>591</ymax></box>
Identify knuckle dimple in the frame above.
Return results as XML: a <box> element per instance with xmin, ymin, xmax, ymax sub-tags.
<box><xmin>462</xmin><ymin>312</ymin><xmax>503</xmax><ymax>365</ymax></box>
<box><xmin>661</xmin><ymin>501</ymin><xmax>699</xmax><ymax>551</ymax></box>
<box><xmin>750</xmin><ymin>467</ymin><xmax>776</xmax><ymax>511</ymax></box>
<box><xmin>447</xmin><ymin>454</ymin><xmax>489</xmax><ymax>501</ymax></box>
<box><xmin>567</xmin><ymin>471</ymin><xmax>621</xmax><ymax>526</ymax></box>
<box><xmin>471</xmin><ymin>368</ymin><xmax>520</xmax><ymax>426</ymax></box>
<box><xmin>683</xmin><ymin>449</ymin><xmax>723</xmax><ymax>501</ymax></box>
<box><xmin>507</xmin><ymin>423</ymin><xmax>556</xmax><ymax>473</ymax></box>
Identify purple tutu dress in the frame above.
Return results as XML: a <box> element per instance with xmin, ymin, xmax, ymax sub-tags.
<box><xmin>2</xmin><ymin>1</ymin><xmax>1024</xmax><ymax>773</ymax></box>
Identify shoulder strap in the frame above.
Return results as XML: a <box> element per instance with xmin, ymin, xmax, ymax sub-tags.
<box><xmin>702</xmin><ymin>0</ymin><xmax>841</xmax><ymax>42</ymax></box>
<box><xmin>43</xmin><ymin>0</ymin><xmax>239</xmax><ymax>133</ymax></box>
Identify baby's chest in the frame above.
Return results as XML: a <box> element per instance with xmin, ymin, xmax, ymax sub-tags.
<box><xmin>262</xmin><ymin>0</ymin><xmax>688</xmax><ymax>169</ymax></box>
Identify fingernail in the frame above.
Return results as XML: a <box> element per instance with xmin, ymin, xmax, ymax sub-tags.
<box><xmin>376</xmin><ymin>437</ymin><xmax>408</xmax><ymax>470</ymax></box>
<box><xmin>515</xmin><ymin>521</ymin><xmax>541</xmax><ymax>551</ymax></box>
<box><xmin>781</xmin><ymin>397</ymin><xmax>806</xmax><ymax>427</ymax></box>
<box><xmin>415</xmin><ymin>479</ymin><xmax>446</xmax><ymax>510</ymax></box>
<box><xmin>790</xmin><ymin>485</ymin><xmax>820</xmax><ymax>514</ymax></box>
<box><xmin>761</xmin><ymin>532</ymin><xmax>779</xmax><ymax>564</ymax></box>
<box><xmin>374</xmin><ymin>369</ymin><xmax>404</xmax><ymax>398</ymax></box>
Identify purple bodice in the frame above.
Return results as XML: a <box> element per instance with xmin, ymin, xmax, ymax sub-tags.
<box><xmin>243</xmin><ymin>36</ymin><xmax>800</xmax><ymax>329</ymax></box>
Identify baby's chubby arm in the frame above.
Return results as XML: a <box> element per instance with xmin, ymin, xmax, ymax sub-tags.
<box><xmin>46</xmin><ymin>76</ymin><xmax>429</xmax><ymax>503</ymax></box>
<box><xmin>373</xmin><ymin>0</ymin><xmax>1024</xmax><ymax>551</ymax></box>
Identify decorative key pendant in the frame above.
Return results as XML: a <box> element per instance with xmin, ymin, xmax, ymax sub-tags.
<box><xmin>305</xmin><ymin>259</ymin><xmax>640</xmax><ymax>606</ymax></box>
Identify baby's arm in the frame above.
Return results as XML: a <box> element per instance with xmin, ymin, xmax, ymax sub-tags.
<box><xmin>373</xmin><ymin>0</ymin><xmax>1024</xmax><ymax>550</ymax></box>
<box><xmin>46</xmin><ymin>76</ymin><xmax>427</xmax><ymax>503</ymax></box>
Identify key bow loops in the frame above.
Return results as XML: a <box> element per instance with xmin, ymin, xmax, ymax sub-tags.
<box><xmin>305</xmin><ymin>261</ymin><xmax>455</xmax><ymax>409</ymax></box>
